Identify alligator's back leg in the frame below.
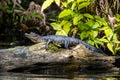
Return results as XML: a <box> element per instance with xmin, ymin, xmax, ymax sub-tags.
<box><xmin>64</xmin><ymin>41</ymin><xmax>69</xmax><ymax>49</ymax></box>
<box><xmin>46</xmin><ymin>39</ymin><xmax>51</xmax><ymax>50</ymax></box>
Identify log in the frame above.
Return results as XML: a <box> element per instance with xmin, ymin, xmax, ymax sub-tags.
<box><xmin>0</xmin><ymin>42</ymin><xmax>118</xmax><ymax>72</ymax></box>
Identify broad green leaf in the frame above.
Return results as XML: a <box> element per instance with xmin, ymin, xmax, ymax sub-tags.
<box><xmin>7</xmin><ymin>9</ymin><xmax>13</xmax><ymax>14</ymax></box>
<box><xmin>112</xmin><ymin>40</ymin><xmax>120</xmax><ymax>43</ymax></box>
<box><xmin>56</xmin><ymin>30</ymin><xmax>67</xmax><ymax>36</ymax></box>
<box><xmin>87</xmin><ymin>40</ymin><xmax>94</xmax><ymax>45</ymax></box>
<box><xmin>112</xmin><ymin>33</ymin><xmax>118</xmax><ymax>40</ymax></box>
<box><xmin>78</xmin><ymin>2</ymin><xmax>90</xmax><ymax>10</ymax></box>
<box><xmin>60</xmin><ymin>20</ymin><xmax>71</xmax><ymax>34</ymax></box>
<box><xmin>112</xmin><ymin>33</ymin><xmax>120</xmax><ymax>43</ymax></box>
<box><xmin>80</xmin><ymin>31</ymin><xmax>89</xmax><ymax>40</ymax></box>
<box><xmin>94</xmin><ymin>16</ymin><xmax>108</xmax><ymax>26</ymax></box>
<box><xmin>63</xmin><ymin>22</ymin><xmax>72</xmax><ymax>34</ymax></box>
<box><xmin>90</xmin><ymin>30</ymin><xmax>98</xmax><ymax>38</ymax></box>
<box><xmin>84</xmin><ymin>13</ymin><xmax>94</xmax><ymax>19</ymax></box>
<box><xmin>41</xmin><ymin>0</ymin><xmax>54</xmax><ymax>11</ymax></box>
<box><xmin>99</xmin><ymin>38</ymin><xmax>109</xmax><ymax>43</ymax></box>
<box><xmin>85</xmin><ymin>20</ymin><xmax>95</xmax><ymax>27</ymax></box>
<box><xmin>50</xmin><ymin>23</ymin><xmax>61</xmax><ymax>30</ymax></box>
<box><xmin>115</xmin><ymin>47</ymin><xmax>120</xmax><ymax>51</ymax></box>
<box><xmin>78</xmin><ymin>22</ymin><xmax>89</xmax><ymax>30</ymax></box>
<box><xmin>104</xmin><ymin>28</ymin><xmax>113</xmax><ymax>40</ymax></box>
<box><xmin>55</xmin><ymin>0</ymin><xmax>60</xmax><ymax>6</ymax></box>
<box><xmin>60</xmin><ymin>20</ymin><xmax>68</xmax><ymax>26</ymax></box>
<box><xmin>58</xmin><ymin>9</ymin><xmax>73</xmax><ymax>18</ymax></box>
<box><xmin>71</xmin><ymin>1</ymin><xmax>76</xmax><ymax>11</ymax></box>
<box><xmin>20</xmin><ymin>16</ymin><xmax>24</xmax><ymax>22</ymax></box>
<box><xmin>94</xmin><ymin>39</ymin><xmax>104</xmax><ymax>45</ymax></box>
<box><xmin>67</xmin><ymin>0</ymin><xmax>74</xmax><ymax>3</ymax></box>
<box><xmin>114</xmin><ymin>24</ymin><xmax>120</xmax><ymax>32</ymax></box>
<box><xmin>62</xmin><ymin>2</ymin><xmax>67</xmax><ymax>7</ymax></box>
<box><xmin>32</xmin><ymin>13</ymin><xmax>42</xmax><ymax>19</ymax></box>
<box><xmin>107</xmin><ymin>43</ymin><xmax>115</xmax><ymax>54</ymax></box>
<box><xmin>77</xmin><ymin>0</ymin><xmax>86</xmax><ymax>3</ymax></box>
<box><xmin>73</xmin><ymin>15</ymin><xmax>83</xmax><ymax>25</ymax></box>
<box><xmin>99</xmin><ymin>26</ymin><xmax>108</xmax><ymax>30</ymax></box>
<box><xmin>115</xmin><ymin>14</ymin><xmax>120</xmax><ymax>22</ymax></box>
<box><xmin>92</xmin><ymin>22</ymin><xmax>100</xmax><ymax>29</ymax></box>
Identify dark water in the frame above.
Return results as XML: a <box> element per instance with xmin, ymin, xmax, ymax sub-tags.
<box><xmin>0</xmin><ymin>70</ymin><xmax>120</xmax><ymax>80</ymax></box>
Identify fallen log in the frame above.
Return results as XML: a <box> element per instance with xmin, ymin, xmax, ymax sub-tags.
<box><xmin>0</xmin><ymin>42</ymin><xmax>118</xmax><ymax>72</ymax></box>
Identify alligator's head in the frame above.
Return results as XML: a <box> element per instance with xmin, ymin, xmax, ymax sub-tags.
<box><xmin>25</xmin><ymin>32</ymin><xmax>44</xmax><ymax>43</ymax></box>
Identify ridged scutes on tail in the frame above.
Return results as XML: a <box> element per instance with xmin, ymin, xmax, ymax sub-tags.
<box><xmin>78</xmin><ymin>40</ymin><xmax>104</xmax><ymax>53</ymax></box>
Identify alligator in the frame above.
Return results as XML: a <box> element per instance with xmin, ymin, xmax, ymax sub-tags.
<box><xmin>25</xmin><ymin>32</ymin><xmax>104</xmax><ymax>53</ymax></box>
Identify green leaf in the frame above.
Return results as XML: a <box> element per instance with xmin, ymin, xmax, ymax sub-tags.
<box><xmin>84</xmin><ymin>13</ymin><xmax>94</xmax><ymax>19</ymax></box>
<box><xmin>58</xmin><ymin>9</ymin><xmax>73</xmax><ymax>18</ymax></box>
<box><xmin>85</xmin><ymin>20</ymin><xmax>95</xmax><ymax>27</ymax></box>
<box><xmin>94</xmin><ymin>16</ymin><xmax>108</xmax><ymax>26</ymax></box>
<box><xmin>7</xmin><ymin>9</ymin><xmax>13</xmax><ymax>14</ymax></box>
<box><xmin>115</xmin><ymin>47</ymin><xmax>120</xmax><ymax>51</ymax></box>
<box><xmin>60</xmin><ymin>20</ymin><xmax>67</xmax><ymax>26</ymax></box>
<box><xmin>55</xmin><ymin>0</ymin><xmax>60</xmax><ymax>6</ymax></box>
<box><xmin>115</xmin><ymin>14</ymin><xmax>120</xmax><ymax>22</ymax></box>
<box><xmin>41</xmin><ymin>0</ymin><xmax>54</xmax><ymax>11</ymax></box>
<box><xmin>62</xmin><ymin>2</ymin><xmax>67</xmax><ymax>7</ymax></box>
<box><xmin>71</xmin><ymin>1</ymin><xmax>76</xmax><ymax>11</ymax></box>
<box><xmin>20</xmin><ymin>16</ymin><xmax>24</xmax><ymax>22</ymax></box>
<box><xmin>112</xmin><ymin>40</ymin><xmax>120</xmax><ymax>43</ymax></box>
<box><xmin>107</xmin><ymin>43</ymin><xmax>115</xmax><ymax>54</ymax></box>
<box><xmin>73</xmin><ymin>14</ymin><xmax>83</xmax><ymax>25</ymax></box>
<box><xmin>87</xmin><ymin>40</ymin><xmax>94</xmax><ymax>45</ymax></box>
<box><xmin>94</xmin><ymin>39</ymin><xmax>104</xmax><ymax>45</ymax></box>
<box><xmin>77</xmin><ymin>0</ymin><xmax>86</xmax><ymax>3</ymax></box>
<box><xmin>63</xmin><ymin>22</ymin><xmax>72</xmax><ymax>34</ymax></box>
<box><xmin>114</xmin><ymin>24</ymin><xmax>120</xmax><ymax>32</ymax></box>
<box><xmin>99</xmin><ymin>26</ymin><xmax>108</xmax><ymax>30</ymax></box>
<box><xmin>104</xmin><ymin>28</ymin><xmax>113</xmax><ymax>40</ymax></box>
<box><xmin>50</xmin><ymin>23</ymin><xmax>61</xmax><ymax>30</ymax></box>
<box><xmin>92</xmin><ymin>22</ymin><xmax>100</xmax><ymax>29</ymax></box>
<box><xmin>67</xmin><ymin>0</ymin><xmax>74</xmax><ymax>3</ymax></box>
<box><xmin>90</xmin><ymin>30</ymin><xmax>98</xmax><ymax>38</ymax></box>
<box><xmin>99</xmin><ymin>38</ymin><xmax>109</xmax><ymax>43</ymax></box>
<box><xmin>78</xmin><ymin>2</ymin><xmax>90</xmax><ymax>10</ymax></box>
<box><xmin>60</xmin><ymin>20</ymin><xmax>71</xmax><ymax>35</ymax></box>
<box><xmin>32</xmin><ymin>13</ymin><xmax>42</xmax><ymax>19</ymax></box>
<box><xmin>56</xmin><ymin>30</ymin><xmax>68</xmax><ymax>36</ymax></box>
<box><xmin>78</xmin><ymin>22</ymin><xmax>89</xmax><ymax>30</ymax></box>
<box><xmin>80</xmin><ymin>31</ymin><xmax>89</xmax><ymax>40</ymax></box>
<box><xmin>112</xmin><ymin>33</ymin><xmax>118</xmax><ymax>40</ymax></box>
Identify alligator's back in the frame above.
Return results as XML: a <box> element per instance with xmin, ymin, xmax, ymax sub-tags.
<box><xmin>45</xmin><ymin>35</ymin><xmax>104</xmax><ymax>53</ymax></box>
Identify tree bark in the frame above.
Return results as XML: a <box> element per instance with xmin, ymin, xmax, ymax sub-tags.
<box><xmin>0</xmin><ymin>42</ymin><xmax>118</xmax><ymax>72</ymax></box>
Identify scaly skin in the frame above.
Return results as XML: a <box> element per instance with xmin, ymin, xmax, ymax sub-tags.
<box><xmin>25</xmin><ymin>32</ymin><xmax>104</xmax><ymax>53</ymax></box>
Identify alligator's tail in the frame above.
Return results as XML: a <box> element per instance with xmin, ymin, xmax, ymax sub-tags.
<box><xmin>78</xmin><ymin>40</ymin><xmax>104</xmax><ymax>54</ymax></box>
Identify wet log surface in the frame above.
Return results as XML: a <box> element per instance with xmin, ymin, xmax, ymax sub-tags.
<box><xmin>0</xmin><ymin>42</ymin><xmax>118</xmax><ymax>73</ymax></box>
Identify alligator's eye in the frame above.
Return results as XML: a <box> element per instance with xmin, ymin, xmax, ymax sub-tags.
<box><xmin>30</xmin><ymin>32</ymin><xmax>38</xmax><ymax>37</ymax></box>
<box><xmin>33</xmin><ymin>34</ymin><xmax>38</xmax><ymax>37</ymax></box>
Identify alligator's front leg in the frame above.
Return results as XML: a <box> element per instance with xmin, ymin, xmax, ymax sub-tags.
<box><xmin>46</xmin><ymin>39</ymin><xmax>51</xmax><ymax>50</ymax></box>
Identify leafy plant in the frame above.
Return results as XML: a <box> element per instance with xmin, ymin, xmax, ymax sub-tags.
<box><xmin>51</xmin><ymin>20</ymin><xmax>72</xmax><ymax>36</ymax></box>
<box><xmin>41</xmin><ymin>0</ymin><xmax>120</xmax><ymax>54</ymax></box>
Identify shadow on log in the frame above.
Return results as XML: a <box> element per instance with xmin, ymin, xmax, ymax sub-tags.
<box><xmin>0</xmin><ymin>42</ymin><xmax>119</xmax><ymax>73</ymax></box>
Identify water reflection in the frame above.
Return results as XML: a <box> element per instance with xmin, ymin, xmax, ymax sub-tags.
<box><xmin>0</xmin><ymin>70</ymin><xmax>120</xmax><ymax>80</ymax></box>
<box><xmin>0</xmin><ymin>75</ymin><xmax>119</xmax><ymax>80</ymax></box>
